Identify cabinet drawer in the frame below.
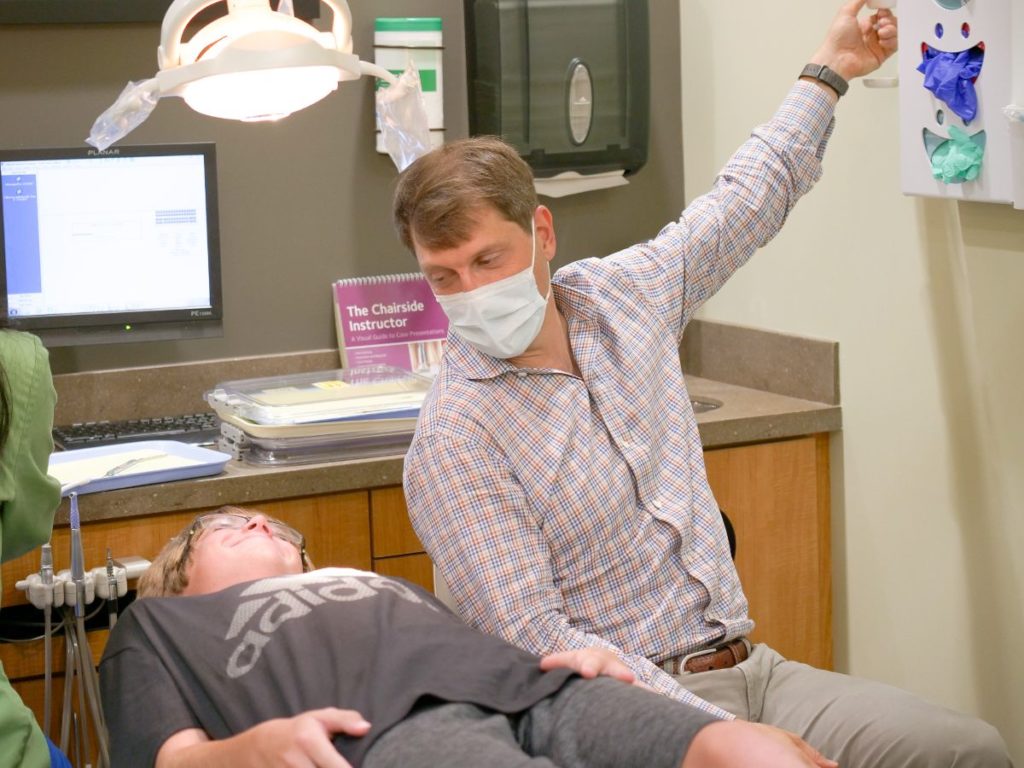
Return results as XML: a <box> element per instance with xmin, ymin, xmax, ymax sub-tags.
<box><xmin>370</xmin><ymin>486</ymin><xmax>423</xmax><ymax>558</ymax></box>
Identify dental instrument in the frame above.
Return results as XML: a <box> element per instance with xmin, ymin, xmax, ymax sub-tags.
<box><xmin>105</xmin><ymin>548</ymin><xmax>118</xmax><ymax>630</ymax></box>
<box><xmin>59</xmin><ymin>450</ymin><xmax>168</xmax><ymax>497</ymax></box>
<box><xmin>68</xmin><ymin>494</ymin><xmax>93</xmax><ymax>766</ymax></box>
<box><xmin>14</xmin><ymin>491</ymin><xmax>150</xmax><ymax>765</ymax></box>
<box><xmin>41</xmin><ymin>542</ymin><xmax>54</xmax><ymax>738</ymax></box>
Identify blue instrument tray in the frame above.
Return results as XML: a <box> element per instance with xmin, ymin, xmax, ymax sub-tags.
<box><xmin>49</xmin><ymin>440</ymin><xmax>232</xmax><ymax>496</ymax></box>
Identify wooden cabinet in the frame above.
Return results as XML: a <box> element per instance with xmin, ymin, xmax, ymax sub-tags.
<box><xmin>369</xmin><ymin>486</ymin><xmax>433</xmax><ymax>591</ymax></box>
<box><xmin>704</xmin><ymin>434</ymin><xmax>832</xmax><ymax>669</ymax></box>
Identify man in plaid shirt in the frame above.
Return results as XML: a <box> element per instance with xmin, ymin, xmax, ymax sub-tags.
<box><xmin>397</xmin><ymin>2</ymin><xmax>1010</xmax><ymax>766</ymax></box>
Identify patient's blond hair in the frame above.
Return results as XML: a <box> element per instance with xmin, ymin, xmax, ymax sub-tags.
<box><xmin>136</xmin><ymin>506</ymin><xmax>314</xmax><ymax>598</ymax></box>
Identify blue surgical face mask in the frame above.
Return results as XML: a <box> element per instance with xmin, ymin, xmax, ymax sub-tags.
<box><xmin>435</xmin><ymin>218</ymin><xmax>551</xmax><ymax>359</ymax></box>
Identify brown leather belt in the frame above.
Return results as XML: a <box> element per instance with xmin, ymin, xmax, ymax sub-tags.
<box><xmin>658</xmin><ymin>638</ymin><xmax>751</xmax><ymax>675</ymax></box>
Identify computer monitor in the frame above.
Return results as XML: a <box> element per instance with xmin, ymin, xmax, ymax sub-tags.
<box><xmin>0</xmin><ymin>143</ymin><xmax>223</xmax><ymax>347</ymax></box>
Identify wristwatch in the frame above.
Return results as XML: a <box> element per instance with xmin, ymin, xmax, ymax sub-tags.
<box><xmin>799</xmin><ymin>63</ymin><xmax>849</xmax><ymax>98</ymax></box>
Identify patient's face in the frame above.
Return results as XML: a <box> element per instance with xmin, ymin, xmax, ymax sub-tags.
<box><xmin>183</xmin><ymin>514</ymin><xmax>304</xmax><ymax>596</ymax></box>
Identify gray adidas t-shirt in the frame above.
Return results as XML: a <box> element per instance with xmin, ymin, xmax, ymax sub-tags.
<box><xmin>100</xmin><ymin>568</ymin><xmax>575</xmax><ymax>767</ymax></box>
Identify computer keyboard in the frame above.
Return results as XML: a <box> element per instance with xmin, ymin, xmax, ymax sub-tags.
<box><xmin>53</xmin><ymin>412</ymin><xmax>221</xmax><ymax>450</ymax></box>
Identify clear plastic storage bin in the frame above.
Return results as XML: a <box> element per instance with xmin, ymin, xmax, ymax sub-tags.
<box><xmin>205</xmin><ymin>366</ymin><xmax>431</xmax><ymax>426</ymax></box>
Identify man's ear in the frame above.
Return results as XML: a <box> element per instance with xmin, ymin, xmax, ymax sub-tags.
<box><xmin>535</xmin><ymin>205</ymin><xmax>557</xmax><ymax>262</ymax></box>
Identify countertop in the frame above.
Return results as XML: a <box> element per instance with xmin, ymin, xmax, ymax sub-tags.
<box><xmin>57</xmin><ymin>373</ymin><xmax>840</xmax><ymax>525</ymax></box>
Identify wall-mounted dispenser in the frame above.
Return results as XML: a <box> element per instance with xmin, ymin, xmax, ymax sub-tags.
<box><xmin>898</xmin><ymin>0</ymin><xmax>1023</xmax><ymax>208</ymax></box>
<box><xmin>465</xmin><ymin>0</ymin><xmax>649</xmax><ymax>197</ymax></box>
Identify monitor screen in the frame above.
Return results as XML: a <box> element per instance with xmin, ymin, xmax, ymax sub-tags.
<box><xmin>0</xmin><ymin>143</ymin><xmax>222</xmax><ymax>346</ymax></box>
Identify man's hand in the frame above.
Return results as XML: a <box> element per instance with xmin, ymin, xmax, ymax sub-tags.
<box><xmin>539</xmin><ymin>647</ymin><xmax>636</xmax><ymax>684</ymax></box>
<box><xmin>683</xmin><ymin>721</ymin><xmax>839</xmax><ymax>768</ymax></box>
<box><xmin>810</xmin><ymin>0</ymin><xmax>898</xmax><ymax>82</ymax></box>
<box><xmin>156</xmin><ymin>708</ymin><xmax>372</xmax><ymax>768</ymax></box>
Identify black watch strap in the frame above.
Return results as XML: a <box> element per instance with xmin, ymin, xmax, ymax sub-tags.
<box><xmin>800</xmin><ymin>63</ymin><xmax>849</xmax><ymax>97</ymax></box>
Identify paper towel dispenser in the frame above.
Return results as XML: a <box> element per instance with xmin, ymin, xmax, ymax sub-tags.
<box><xmin>465</xmin><ymin>0</ymin><xmax>649</xmax><ymax>183</ymax></box>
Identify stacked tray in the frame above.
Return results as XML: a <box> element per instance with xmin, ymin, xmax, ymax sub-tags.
<box><xmin>205</xmin><ymin>366</ymin><xmax>430</xmax><ymax>466</ymax></box>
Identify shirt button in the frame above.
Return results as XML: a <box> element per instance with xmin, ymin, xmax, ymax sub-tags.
<box><xmin>653</xmin><ymin>498</ymin><xmax>663</xmax><ymax>510</ymax></box>
<box><xmin>517</xmin><ymin>371</ymin><xmax>528</xmax><ymax>378</ymax></box>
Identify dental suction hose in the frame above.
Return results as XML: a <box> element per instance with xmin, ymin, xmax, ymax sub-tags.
<box><xmin>68</xmin><ymin>493</ymin><xmax>111</xmax><ymax>767</ymax></box>
<box><xmin>41</xmin><ymin>542</ymin><xmax>54</xmax><ymax>738</ymax></box>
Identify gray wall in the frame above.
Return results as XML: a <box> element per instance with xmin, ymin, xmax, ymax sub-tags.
<box><xmin>0</xmin><ymin>1</ymin><xmax>683</xmax><ymax>375</ymax></box>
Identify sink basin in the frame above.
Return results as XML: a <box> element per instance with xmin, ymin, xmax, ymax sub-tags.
<box><xmin>690</xmin><ymin>397</ymin><xmax>723</xmax><ymax>414</ymax></box>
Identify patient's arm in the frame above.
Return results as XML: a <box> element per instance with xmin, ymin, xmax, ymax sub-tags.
<box><xmin>539</xmin><ymin>647</ymin><xmax>638</xmax><ymax>685</ymax></box>
<box><xmin>155</xmin><ymin>708</ymin><xmax>371</xmax><ymax>768</ymax></box>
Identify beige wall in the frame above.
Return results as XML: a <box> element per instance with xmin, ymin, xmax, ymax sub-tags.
<box><xmin>681</xmin><ymin>1</ymin><xmax>1023</xmax><ymax>760</ymax></box>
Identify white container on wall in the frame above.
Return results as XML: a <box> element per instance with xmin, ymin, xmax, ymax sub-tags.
<box><xmin>898</xmin><ymin>0</ymin><xmax>1020</xmax><ymax>207</ymax></box>
<box><xmin>374</xmin><ymin>17</ymin><xmax>445</xmax><ymax>155</ymax></box>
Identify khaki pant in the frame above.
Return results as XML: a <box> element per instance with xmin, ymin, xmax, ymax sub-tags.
<box><xmin>678</xmin><ymin>644</ymin><xmax>1012</xmax><ymax>768</ymax></box>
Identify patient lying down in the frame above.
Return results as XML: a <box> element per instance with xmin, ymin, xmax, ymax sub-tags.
<box><xmin>99</xmin><ymin>507</ymin><xmax>836</xmax><ymax>768</ymax></box>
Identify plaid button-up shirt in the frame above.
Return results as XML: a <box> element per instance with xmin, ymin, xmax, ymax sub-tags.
<box><xmin>404</xmin><ymin>83</ymin><xmax>835</xmax><ymax>715</ymax></box>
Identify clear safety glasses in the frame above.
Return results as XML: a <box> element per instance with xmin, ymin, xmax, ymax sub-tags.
<box><xmin>183</xmin><ymin>511</ymin><xmax>308</xmax><ymax>565</ymax></box>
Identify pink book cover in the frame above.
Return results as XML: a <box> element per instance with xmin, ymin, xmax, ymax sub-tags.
<box><xmin>333</xmin><ymin>273</ymin><xmax>448</xmax><ymax>375</ymax></box>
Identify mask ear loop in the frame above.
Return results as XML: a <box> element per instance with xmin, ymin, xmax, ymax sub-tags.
<box><xmin>530</xmin><ymin>211</ymin><xmax>553</xmax><ymax>302</ymax></box>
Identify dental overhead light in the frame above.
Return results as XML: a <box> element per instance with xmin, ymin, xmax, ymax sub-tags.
<box><xmin>87</xmin><ymin>0</ymin><xmax>430</xmax><ymax>170</ymax></box>
<box><xmin>86</xmin><ymin>0</ymin><xmax>414</xmax><ymax>151</ymax></box>
<box><xmin>157</xmin><ymin>0</ymin><xmax>395</xmax><ymax>122</ymax></box>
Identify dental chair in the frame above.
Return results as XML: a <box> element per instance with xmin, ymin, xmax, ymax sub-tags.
<box><xmin>432</xmin><ymin>564</ymin><xmax>458</xmax><ymax>612</ymax></box>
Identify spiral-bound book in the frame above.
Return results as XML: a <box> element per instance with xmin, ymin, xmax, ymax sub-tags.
<box><xmin>332</xmin><ymin>273</ymin><xmax>449</xmax><ymax>375</ymax></box>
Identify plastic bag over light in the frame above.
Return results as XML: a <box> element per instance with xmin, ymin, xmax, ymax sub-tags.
<box><xmin>375</xmin><ymin>64</ymin><xmax>433</xmax><ymax>172</ymax></box>
<box><xmin>87</xmin><ymin>79</ymin><xmax>160</xmax><ymax>151</ymax></box>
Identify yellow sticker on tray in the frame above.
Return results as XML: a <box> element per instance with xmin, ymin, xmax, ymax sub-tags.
<box><xmin>313</xmin><ymin>381</ymin><xmax>351</xmax><ymax>390</ymax></box>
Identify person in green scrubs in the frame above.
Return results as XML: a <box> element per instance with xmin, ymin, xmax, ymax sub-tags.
<box><xmin>0</xmin><ymin>330</ymin><xmax>63</xmax><ymax>767</ymax></box>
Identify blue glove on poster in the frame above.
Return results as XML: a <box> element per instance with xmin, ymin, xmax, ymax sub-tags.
<box><xmin>917</xmin><ymin>45</ymin><xmax>984</xmax><ymax>123</ymax></box>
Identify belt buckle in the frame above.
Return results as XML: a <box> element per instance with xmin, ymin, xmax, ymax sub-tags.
<box><xmin>677</xmin><ymin>644</ymin><xmax>721</xmax><ymax>674</ymax></box>
<box><xmin>677</xmin><ymin>637</ymin><xmax>751</xmax><ymax>674</ymax></box>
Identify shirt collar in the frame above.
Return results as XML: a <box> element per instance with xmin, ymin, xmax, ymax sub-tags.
<box><xmin>442</xmin><ymin>271</ymin><xmax>596</xmax><ymax>381</ymax></box>
<box><xmin>443</xmin><ymin>329</ymin><xmax>517</xmax><ymax>381</ymax></box>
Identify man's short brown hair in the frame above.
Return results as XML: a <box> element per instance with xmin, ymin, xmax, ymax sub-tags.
<box><xmin>393</xmin><ymin>136</ymin><xmax>538</xmax><ymax>253</ymax></box>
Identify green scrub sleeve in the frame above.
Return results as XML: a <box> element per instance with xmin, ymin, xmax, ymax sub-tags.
<box><xmin>0</xmin><ymin>663</ymin><xmax>50</xmax><ymax>768</ymax></box>
<box><xmin>0</xmin><ymin>330</ymin><xmax>62</xmax><ymax>564</ymax></box>
<box><xmin>0</xmin><ymin>331</ymin><xmax>61</xmax><ymax>767</ymax></box>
